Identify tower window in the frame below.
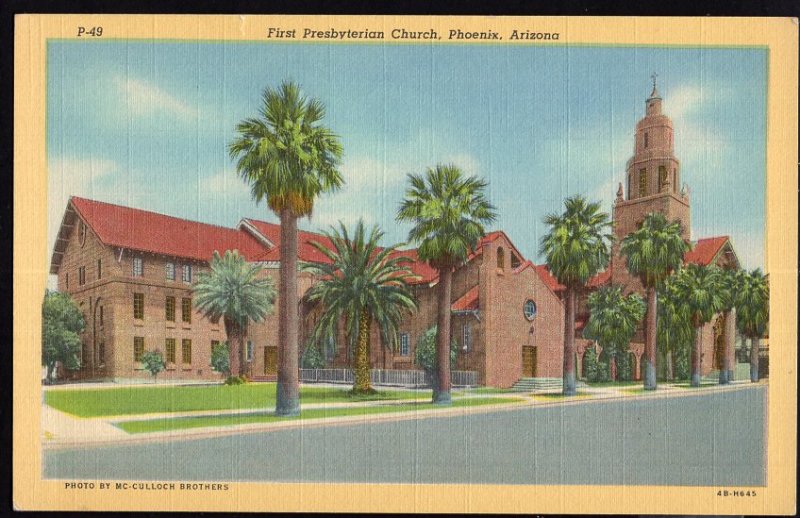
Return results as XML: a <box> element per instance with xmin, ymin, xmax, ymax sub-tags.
<box><xmin>673</xmin><ymin>169</ymin><xmax>677</xmax><ymax>191</ymax></box>
<box><xmin>644</xmin><ymin>132</ymin><xmax>649</xmax><ymax>148</ymax></box>
<box><xmin>497</xmin><ymin>247</ymin><xmax>505</xmax><ymax>270</ymax></box>
<box><xmin>659</xmin><ymin>166</ymin><xmax>668</xmax><ymax>191</ymax></box>
<box><xmin>638</xmin><ymin>169</ymin><xmax>647</xmax><ymax>197</ymax></box>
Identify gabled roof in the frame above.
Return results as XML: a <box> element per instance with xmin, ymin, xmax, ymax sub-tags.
<box><xmin>451</xmin><ymin>286</ymin><xmax>479</xmax><ymax>312</ymax></box>
<box><xmin>684</xmin><ymin>236</ymin><xmax>733</xmax><ymax>266</ymax></box>
<box><xmin>50</xmin><ymin>197</ymin><xmax>267</xmax><ymax>274</ymax></box>
<box><xmin>241</xmin><ymin>218</ymin><xmax>439</xmax><ymax>284</ymax></box>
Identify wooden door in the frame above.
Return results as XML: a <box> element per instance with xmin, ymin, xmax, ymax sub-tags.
<box><xmin>522</xmin><ymin>346</ymin><xmax>537</xmax><ymax>377</ymax></box>
<box><xmin>264</xmin><ymin>346</ymin><xmax>278</xmax><ymax>376</ymax></box>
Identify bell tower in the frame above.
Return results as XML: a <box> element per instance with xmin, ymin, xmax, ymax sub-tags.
<box><xmin>611</xmin><ymin>75</ymin><xmax>691</xmax><ymax>293</ymax></box>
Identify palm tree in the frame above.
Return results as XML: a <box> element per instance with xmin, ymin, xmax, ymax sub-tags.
<box><xmin>718</xmin><ymin>268</ymin><xmax>743</xmax><ymax>384</ymax></box>
<box><xmin>584</xmin><ymin>285</ymin><xmax>645</xmax><ymax>381</ymax></box>
<box><xmin>541</xmin><ymin>195</ymin><xmax>612</xmax><ymax>395</ymax></box>
<box><xmin>656</xmin><ymin>278</ymin><xmax>693</xmax><ymax>381</ymax></box>
<box><xmin>734</xmin><ymin>269</ymin><xmax>769</xmax><ymax>382</ymax></box>
<box><xmin>672</xmin><ymin>264</ymin><xmax>727</xmax><ymax>387</ymax></box>
<box><xmin>301</xmin><ymin>220</ymin><xmax>419</xmax><ymax>394</ymax></box>
<box><xmin>229</xmin><ymin>81</ymin><xmax>343</xmax><ymax>416</ymax></box>
<box><xmin>193</xmin><ymin>250</ymin><xmax>276</xmax><ymax>378</ymax></box>
<box><xmin>620</xmin><ymin>212</ymin><xmax>689</xmax><ymax>390</ymax></box>
<box><xmin>397</xmin><ymin>164</ymin><xmax>497</xmax><ymax>404</ymax></box>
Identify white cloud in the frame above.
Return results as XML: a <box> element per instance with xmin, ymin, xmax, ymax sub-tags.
<box><xmin>198</xmin><ymin>169</ymin><xmax>251</xmax><ymax>197</ymax></box>
<box><xmin>114</xmin><ymin>75</ymin><xmax>195</xmax><ymax>119</ymax></box>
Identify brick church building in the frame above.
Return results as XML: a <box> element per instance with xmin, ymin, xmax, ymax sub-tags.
<box><xmin>48</xmin><ymin>84</ymin><xmax>742</xmax><ymax>387</ymax></box>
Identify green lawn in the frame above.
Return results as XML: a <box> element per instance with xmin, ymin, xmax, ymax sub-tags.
<box><xmin>673</xmin><ymin>382</ymin><xmax>718</xmax><ymax>389</ymax></box>
<box><xmin>468</xmin><ymin>387</ymin><xmax>514</xmax><ymax>394</ymax></box>
<box><xmin>114</xmin><ymin>397</ymin><xmax>526</xmax><ymax>434</ymax></box>
<box><xmin>45</xmin><ymin>383</ymin><xmax>429</xmax><ymax>418</ymax></box>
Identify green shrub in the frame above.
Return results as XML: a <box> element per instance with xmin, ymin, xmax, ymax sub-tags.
<box><xmin>615</xmin><ymin>353</ymin><xmax>634</xmax><ymax>381</ymax></box>
<box><xmin>211</xmin><ymin>342</ymin><xmax>230</xmax><ymax>376</ymax></box>
<box><xmin>224</xmin><ymin>375</ymin><xmax>248</xmax><ymax>385</ymax></box>
<box><xmin>301</xmin><ymin>341</ymin><xmax>326</xmax><ymax>369</ymax></box>
<box><xmin>583</xmin><ymin>348</ymin><xmax>609</xmax><ymax>383</ymax></box>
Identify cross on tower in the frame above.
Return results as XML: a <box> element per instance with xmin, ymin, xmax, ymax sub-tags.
<box><xmin>651</xmin><ymin>72</ymin><xmax>658</xmax><ymax>89</ymax></box>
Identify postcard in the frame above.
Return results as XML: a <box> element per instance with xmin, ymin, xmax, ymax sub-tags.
<box><xmin>13</xmin><ymin>14</ymin><xmax>797</xmax><ymax>514</ymax></box>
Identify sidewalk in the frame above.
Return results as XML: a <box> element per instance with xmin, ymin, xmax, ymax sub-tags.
<box><xmin>41</xmin><ymin>380</ymin><xmax>765</xmax><ymax>450</ymax></box>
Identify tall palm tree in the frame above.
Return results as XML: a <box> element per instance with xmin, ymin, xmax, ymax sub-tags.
<box><xmin>734</xmin><ymin>268</ymin><xmax>769</xmax><ymax>383</ymax></box>
<box><xmin>397</xmin><ymin>164</ymin><xmax>497</xmax><ymax>404</ymax></box>
<box><xmin>229</xmin><ymin>81</ymin><xmax>343</xmax><ymax>416</ymax></box>
<box><xmin>584</xmin><ymin>285</ymin><xmax>645</xmax><ymax>381</ymax></box>
<box><xmin>620</xmin><ymin>212</ymin><xmax>689</xmax><ymax>390</ymax></box>
<box><xmin>718</xmin><ymin>268</ymin><xmax>743</xmax><ymax>384</ymax></box>
<box><xmin>541</xmin><ymin>195</ymin><xmax>612</xmax><ymax>395</ymax></box>
<box><xmin>656</xmin><ymin>278</ymin><xmax>693</xmax><ymax>381</ymax></box>
<box><xmin>193</xmin><ymin>250</ymin><xmax>276</xmax><ymax>378</ymax></box>
<box><xmin>672</xmin><ymin>264</ymin><xmax>727</xmax><ymax>387</ymax></box>
<box><xmin>302</xmin><ymin>221</ymin><xmax>419</xmax><ymax>394</ymax></box>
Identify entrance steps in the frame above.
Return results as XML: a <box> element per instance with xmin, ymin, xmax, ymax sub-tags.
<box><xmin>510</xmin><ymin>377</ymin><xmax>588</xmax><ymax>392</ymax></box>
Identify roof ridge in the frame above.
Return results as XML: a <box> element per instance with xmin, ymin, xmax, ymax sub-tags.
<box><xmin>72</xmin><ymin>196</ymin><xmax>243</xmax><ymax>234</ymax></box>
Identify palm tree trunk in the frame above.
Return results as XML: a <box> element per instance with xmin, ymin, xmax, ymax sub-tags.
<box><xmin>239</xmin><ymin>331</ymin><xmax>246</xmax><ymax>378</ymax></box>
<box><xmin>225</xmin><ymin>318</ymin><xmax>240</xmax><ymax>379</ymax></box>
<box><xmin>691</xmin><ymin>322</ymin><xmax>702</xmax><ymax>387</ymax></box>
<box><xmin>643</xmin><ymin>286</ymin><xmax>657</xmax><ymax>390</ymax></box>
<box><xmin>750</xmin><ymin>336</ymin><xmax>760</xmax><ymax>383</ymax></box>
<box><xmin>666</xmin><ymin>346</ymin><xmax>674</xmax><ymax>381</ymax></box>
<box><xmin>353</xmin><ymin>310</ymin><xmax>372</xmax><ymax>394</ymax></box>
<box><xmin>721</xmin><ymin>308</ymin><xmax>735</xmax><ymax>384</ymax></box>
<box><xmin>276</xmin><ymin>209</ymin><xmax>300</xmax><ymax>416</ymax></box>
<box><xmin>563</xmin><ymin>287</ymin><xmax>577</xmax><ymax>396</ymax></box>
<box><xmin>434</xmin><ymin>266</ymin><xmax>453</xmax><ymax>404</ymax></box>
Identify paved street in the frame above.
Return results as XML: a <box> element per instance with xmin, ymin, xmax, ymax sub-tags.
<box><xmin>43</xmin><ymin>385</ymin><xmax>766</xmax><ymax>486</ymax></box>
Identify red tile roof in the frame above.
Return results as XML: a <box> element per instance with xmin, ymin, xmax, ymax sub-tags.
<box><xmin>67</xmin><ymin>197</ymin><xmax>267</xmax><ymax>263</ymax></box>
<box><xmin>684</xmin><ymin>236</ymin><xmax>730</xmax><ymax>266</ymax></box>
<box><xmin>243</xmin><ymin>218</ymin><xmax>439</xmax><ymax>285</ymax></box>
<box><xmin>451</xmin><ymin>286</ymin><xmax>479</xmax><ymax>311</ymax></box>
<box><xmin>534</xmin><ymin>265</ymin><xmax>566</xmax><ymax>292</ymax></box>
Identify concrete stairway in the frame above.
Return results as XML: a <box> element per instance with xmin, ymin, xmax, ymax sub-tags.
<box><xmin>510</xmin><ymin>377</ymin><xmax>587</xmax><ymax>392</ymax></box>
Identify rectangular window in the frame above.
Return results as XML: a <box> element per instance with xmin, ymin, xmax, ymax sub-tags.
<box><xmin>165</xmin><ymin>262</ymin><xmax>176</xmax><ymax>281</ymax></box>
<box><xmin>165</xmin><ymin>296</ymin><xmax>176</xmax><ymax>322</ymax></box>
<box><xmin>133</xmin><ymin>293</ymin><xmax>144</xmax><ymax>320</ymax></box>
<box><xmin>133</xmin><ymin>336</ymin><xmax>145</xmax><ymax>362</ymax></box>
<box><xmin>182</xmin><ymin>264</ymin><xmax>192</xmax><ymax>283</ymax></box>
<box><xmin>165</xmin><ymin>338</ymin><xmax>176</xmax><ymax>364</ymax></box>
<box><xmin>400</xmin><ymin>333</ymin><xmax>409</xmax><ymax>356</ymax></box>
<box><xmin>211</xmin><ymin>339</ymin><xmax>220</xmax><ymax>351</ymax></box>
<box><xmin>133</xmin><ymin>257</ymin><xmax>143</xmax><ymax>277</ymax></box>
<box><xmin>644</xmin><ymin>132</ymin><xmax>649</xmax><ymax>148</ymax></box>
<box><xmin>462</xmin><ymin>324</ymin><xmax>472</xmax><ymax>352</ymax></box>
<box><xmin>658</xmin><ymin>166</ymin><xmax>667</xmax><ymax>191</ymax></box>
<box><xmin>97</xmin><ymin>259</ymin><xmax>102</xmax><ymax>280</ymax></box>
<box><xmin>78</xmin><ymin>266</ymin><xmax>86</xmax><ymax>286</ymax></box>
<box><xmin>247</xmin><ymin>340</ymin><xmax>254</xmax><ymax>362</ymax></box>
<box><xmin>181</xmin><ymin>298</ymin><xmax>192</xmax><ymax>323</ymax></box>
<box><xmin>98</xmin><ymin>343</ymin><xmax>105</xmax><ymax>366</ymax></box>
<box><xmin>638</xmin><ymin>169</ymin><xmax>647</xmax><ymax>197</ymax></box>
<box><xmin>182</xmin><ymin>339</ymin><xmax>192</xmax><ymax>364</ymax></box>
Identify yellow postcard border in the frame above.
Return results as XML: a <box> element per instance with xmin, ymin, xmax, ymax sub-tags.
<box><xmin>13</xmin><ymin>14</ymin><xmax>798</xmax><ymax>514</ymax></box>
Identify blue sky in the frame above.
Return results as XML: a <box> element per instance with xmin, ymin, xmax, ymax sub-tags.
<box><xmin>47</xmin><ymin>41</ymin><xmax>767</xmax><ymax>275</ymax></box>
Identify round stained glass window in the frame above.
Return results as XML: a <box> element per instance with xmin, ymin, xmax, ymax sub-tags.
<box><xmin>524</xmin><ymin>300</ymin><xmax>537</xmax><ymax>320</ymax></box>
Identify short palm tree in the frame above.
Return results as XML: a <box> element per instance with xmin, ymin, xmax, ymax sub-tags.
<box><xmin>621</xmin><ymin>212</ymin><xmax>689</xmax><ymax>390</ymax></box>
<box><xmin>229</xmin><ymin>80</ymin><xmax>343</xmax><ymax>416</ymax></box>
<box><xmin>541</xmin><ymin>195</ymin><xmax>612</xmax><ymax>395</ymax></box>
<box><xmin>672</xmin><ymin>264</ymin><xmax>727</xmax><ymax>387</ymax></box>
<box><xmin>656</xmin><ymin>278</ymin><xmax>693</xmax><ymax>381</ymax></box>
<box><xmin>397</xmin><ymin>164</ymin><xmax>497</xmax><ymax>404</ymax></box>
<box><xmin>584</xmin><ymin>285</ymin><xmax>645</xmax><ymax>381</ymax></box>
<box><xmin>302</xmin><ymin>220</ymin><xmax>419</xmax><ymax>394</ymax></box>
<box><xmin>193</xmin><ymin>250</ymin><xmax>276</xmax><ymax>378</ymax></box>
<box><xmin>717</xmin><ymin>268</ymin><xmax>743</xmax><ymax>384</ymax></box>
<box><xmin>734</xmin><ymin>268</ymin><xmax>769</xmax><ymax>382</ymax></box>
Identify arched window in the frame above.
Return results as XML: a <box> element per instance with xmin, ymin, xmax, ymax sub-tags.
<box><xmin>644</xmin><ymin>132</ymin><xmax>649</xmax><ymax>148</ymax></box>
<box><xmin>638</xmin><ymin>169</ymin><xmax>647</xmax><ymax>197</ymax></box>
<box><xmin>496</xmin><ymin>247</ymin><xmax>505</xmax><ymax>270</ymax></box>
